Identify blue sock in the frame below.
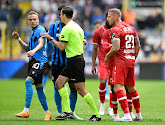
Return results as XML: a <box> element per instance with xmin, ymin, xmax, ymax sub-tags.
<box><xmin>54</xmin><ymin>86</ymin><xmax>62</xmax><ymax>113</ymax></box>
<box><xmin>105</xmin><ymin>80</ymin><xmax>109</xmax><ymax>96</ymax></box>
<box><xmin>42</xmin><ymin>75</ymin><xmax>48</xmax><ymax>89</ymax></box>
<box><xmin>36</xmin><ymin>86</ymin><xmax>48</xmax><ymax>111</ymax></box>
<box><xmin>69</xmin><ymin>92</ymin><xmax>77</xmax><ymax>112</ymax></box>
<box><xmin>25</xmin><ymin>80</ymin><xmax>33</xmax><ymax>108</ymax></box>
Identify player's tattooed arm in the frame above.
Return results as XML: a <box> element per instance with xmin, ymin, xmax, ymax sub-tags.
<box><xmin>104</xmin><ymin>39</ymin><xmax>120</xmax><ymax>65</ymax></box>
<box><xmin>134</xmin><ymin>36</ymin><xmax>141</xmax><ymax>58</ymax></box>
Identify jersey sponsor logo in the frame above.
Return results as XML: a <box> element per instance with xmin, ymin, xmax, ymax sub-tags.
<box><xmin>123</xmin><ymin>27</ymin><xmax>132</xmax><ymax>32</ymax></box>
<box><xmin>125</xmin><ymin>55</ymin><xmax>135</xmax><ymax>60</ymax></box>
<box><xmin>61</xmin><ymin>35</ymin><xmax>64</xmax><ymax>38</ymax></box>
<box><xmin>124</xmin><ymin>49</ymin><xmax>135</xmax><ymax>53</ymax></box>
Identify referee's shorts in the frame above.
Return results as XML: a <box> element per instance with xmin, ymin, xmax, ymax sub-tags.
<box><xmin>60</xmin><ymin>54</ymin><xmax>85</xmax><ymax>83</ymax></box>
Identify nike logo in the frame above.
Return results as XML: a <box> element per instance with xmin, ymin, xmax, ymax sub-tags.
<box><xmin>61</xmin><ymin>35</ymin><xmax>64</xmax><ymax>38</ymax></box>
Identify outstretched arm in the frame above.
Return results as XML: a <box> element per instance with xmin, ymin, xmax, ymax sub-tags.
<box><xmin>40</xmin><ymin>33</ymin><xmax>67</xmax><ymax>51</ymax></box>
<box><xmin>12</xmin><ymin>31</ymin><xmax>30</xmax><ymax>52</ymax></box>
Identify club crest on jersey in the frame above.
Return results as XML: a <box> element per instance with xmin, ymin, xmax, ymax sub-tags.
<box><xmin>112</xmin><ymin>33</ymin><xmax>115</xmax><ymax>40</ymax></box>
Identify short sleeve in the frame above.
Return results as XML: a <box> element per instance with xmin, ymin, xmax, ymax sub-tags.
<box><xmin>48</xmin><ymin>23</ymin><xmax>54</xmax><ymax>37</ymax></box>
<box><xmin>93</xmin><ymin>31</ymin><xmax>100</xmax><ymax>44</ymax></box>
<box><xmin>35</xmin><ymin>27</ymin><xmax>46</xmax><ymax>39</ymax></box>
<box><xmin>111</xmin><ymin>27</ymin><xmax>121</xmax><ymax>40</ymax></box>
<box><xmin>60</xmin><ymin>26</ymin><xmax>70</xmax><ymax>42</ymax></box>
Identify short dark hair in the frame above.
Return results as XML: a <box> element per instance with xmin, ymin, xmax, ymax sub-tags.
<box><xmin>105</xmin><ymin>12</ymin><xmax>108</xmax><ymax>18</ymax></box>
<box><xmin>58</xmin><ymin>5</ymin><xmax>66</xmax><ymax>12</ymax></box>
<box><xmin>61</xmin><ymin>6</ymin><xmax>73</xmax><ymax>19</ymax></box>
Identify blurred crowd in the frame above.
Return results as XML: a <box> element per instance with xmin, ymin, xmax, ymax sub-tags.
<box><xmin>0</xmin><ymin>0</ymin><xmax>164</xmax><ymax>62</ymax></box>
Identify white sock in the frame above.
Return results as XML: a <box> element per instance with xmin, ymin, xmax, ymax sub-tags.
<box><xmin>136</xmin><ymin>113</ymin><xmax>141</xmax><ymax>117</ymax></box>
<box><xmin>101</xmin><ymin>103</ymin><xmax>106</xmax><ymax>106</ymax></box>
<box><xmin>23</xmin><ymin>107</ymin><xmax>29</xmax><ymax>113</ymax></box>
<box><xmin>124</xmin><ymin>113</ymin><xmax>131</xmax><ymax>117</ymax></box>
<box><xmin>45</xmin><ymin>110</ymin><xmax>50</xmax><ymax>114</ymax></box>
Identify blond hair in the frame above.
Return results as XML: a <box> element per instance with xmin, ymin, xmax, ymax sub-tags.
<box><xmin>27</xmin><ymin>11</ymin><xmax>38</xmax><ymax>17</ymax></box>
<box><xmin>108</xmin><ymin>8</ymin><xmax>121</xmax><ymax>17</ymax></box>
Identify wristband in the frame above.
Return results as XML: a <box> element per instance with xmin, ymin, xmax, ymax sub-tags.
<box><xmin>50</xmin><ymin>37</ymin><xmax>54</xmax><ymax>41</ymax></box>
<box><xmin>17</xmin><ymin>37</ymin><xmax>21</xmax><ymax>42</ymax></box>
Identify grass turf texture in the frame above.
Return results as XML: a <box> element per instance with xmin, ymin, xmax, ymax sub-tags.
<box><xmin>0</xmin><ymin>79</ymin><xmax>165</xmax><ymax>125</ymax></box>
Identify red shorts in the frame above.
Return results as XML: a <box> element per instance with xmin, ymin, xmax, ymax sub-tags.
<box><xmin>112</xmin><ymin>66</ymin><xmax>135</xmax><ymax>86</ymax></box>
<box><xmin>98</xmin><ymin>64</ymin><xmax>108</xmax><ymax>79</ymax></box>
<box><xmin>108</xmin><ymin>67</ymin><xmax>113</xmax><ymax>85</ymax></box>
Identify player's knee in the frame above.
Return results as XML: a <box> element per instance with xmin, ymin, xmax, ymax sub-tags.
<box><xmin>114</xmin><ymin>84</ymin><xmax>123</xmax><ymax>92</ymax></box>
<box><xmin>100</xmin><ymin>79</ymin><xmax>107</xmax><ymax>84</ymax></box>
<box><xmin>25</xmin><ymin>79</ymin><xmax>33</xmax><ymax>87</ymax></box>
<box><xmin>126</xmin><ymin>86</ymin><xmax>136</xmax><ymax>93</ymax></box>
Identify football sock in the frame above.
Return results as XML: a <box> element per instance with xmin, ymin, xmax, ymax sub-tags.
<box><xmin>69</xmin><ymin>92</ymin><xmax>77</xmax><ymax>112</ymax></box>
<box><xmin>54</xmin><ymin>86</ymin><xmax>62</xmax><ymax>113</ymax></box>
<box><xmin>111</xmin><ymin>93</ymin><xmax>118</xmax><ymax>114</ymax></box>
<box><xmin>25</xmin><ymin>79</ymin><xmax>33</xmax><ymax>109</ymax></box>
<box><xmin>109</xmin><ymin>91</ymin><xmax>113</xmax><ymax>108</ymax></box>
<box><xmin>126</xmin><ymin>92</ymin><xmax>133</xmax><ymax>113</ymax></box>
<box><xmin>130</xmin><ymin>90</ymin><xmax>141</xmax><ymax>113</ymax></box>
<box><xmin>98</xmin><ymin>83</ymin><xmax>106</xmax><ymax>103</ymax></box>
<box><xmin>83</xmin><ymin>93</ymin><xmax>100</xmax><ymax>118</ymax></box>
<box><xmin>115</xmin><ymin>90</ymin><xmax>129</xmax><ymax>114</ymax></box>
<box><xmin>42</xmin><ymin>75</ymin><xmax>48</xmax><ymax>89</ymax></box>
<box><xmin>36</xmin><ymin>86</ymin><xmax>48</xmax><ymax>111</ymax></box>
<box><xmin>58</xmin><ymin>87</ymin><xmax>71</xmax><ymax>113</ymax></box>
<box><xmin>23</xmin><ymin>107</ymin><xmax>29</xmax><ymax>113</ymax></box>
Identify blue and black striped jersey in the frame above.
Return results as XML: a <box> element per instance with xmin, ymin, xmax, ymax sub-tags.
<box><xmin>29</xmin><ymin>25</ymin><xmax>47</xmax><ymax>63</ymax></box>
<box><xmin>48</xmin><ymin>21</ymin><xmax>67</xmax><ymax>66</ymax></box>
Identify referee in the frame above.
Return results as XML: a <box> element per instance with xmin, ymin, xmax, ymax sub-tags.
<box><xmin>41</xmin><ymin>6</ymin><xmax>101</xmax><ymax>121</ymax></box>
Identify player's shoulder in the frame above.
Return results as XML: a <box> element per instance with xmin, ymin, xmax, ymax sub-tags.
<box><xmin>35</xmin><ymin>25</ymin><xmax>46</xmax><ymax>33</ymax></box>
<box><xmin>50</xmin><ymin>20</ymin><xmax>61</xmax><ymax>28</ymax></box>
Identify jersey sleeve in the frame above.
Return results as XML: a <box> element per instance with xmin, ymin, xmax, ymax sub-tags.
<box><xmin>48</xmin><ymin>23</ymin><xmax>55</xmax><ymax>37</ymax></box>
<box><xmin>111</xmin><ymin>27</ymin><xmax>121</xmax><ymax>40</ymax></box>
<box><xmin>133</xmin><ymin>28</ymin><xmax>138</xmax><ymax>37</ymax></box>
<box><xmin>60</xmin><ymin>26</ymin><xmax>70</xmax><ymax>42</ymax></box>
<box><xmin>93</xmin><ymin>31</ymin><xmax>100</xmax><ymax>45</ymax></box>
<box><xmin>35</xmin><ymin>27</ymin><xmax>46</xmax><ymax>39</ymax></box>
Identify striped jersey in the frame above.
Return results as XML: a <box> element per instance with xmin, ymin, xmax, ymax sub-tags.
<box><xmin>48</xmin><ymin>20</ymin><xmax>67</xmax><ymax>66</ymax></box>
<box><xmin>29</xmin><ymin>25</ymin><xmax>47</xmax><ymax>63</ymax></box>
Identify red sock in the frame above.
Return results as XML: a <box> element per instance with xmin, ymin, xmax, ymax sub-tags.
<box><xmin>98</xmin><ymin>84</ymin><xmax>106</xmax><ymax>103</ymax></box>
<box><xmin>130</xmin><ymin>90</ymin><xmax>141</xmax><ymax>113</ymax></box>
<box><xmin>115</xmin><ymin>90</ymin><xmax>129</xmax><ymax>114</ymax></box>
<box><xmin>109</xmin><ymin>91</ymin><xmax>113</xmax><ymax>108</ymax></box>
<box><xmin>111</xmin><ymin>93</ymin><xmax>118</xmax><ymax>114</ymax></box>
<box><xmin>126</xmin><ymin>92</ymin><xmax>133</xmax><ymax>113</ymax></box>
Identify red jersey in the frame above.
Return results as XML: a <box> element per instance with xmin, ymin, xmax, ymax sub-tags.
<box><xmin>102</xmin><ymin>29</ymin><xmax>114</xmax><ymax>69</ymax></box>
<box><xmin>110</xmin><ymin>21</ymin><xmax>138</xmax><ymax>67</ymax></box>
<box><xmin>93</xmin><ymin>25</ymin><xmax>108</xmax><ymax>65</ymax></box>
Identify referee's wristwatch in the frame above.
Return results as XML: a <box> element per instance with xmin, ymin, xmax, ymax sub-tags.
<box><xmin>50</xmin><ymin>37</ymin><xmax>54</xmax><ymax>41</ymax></box>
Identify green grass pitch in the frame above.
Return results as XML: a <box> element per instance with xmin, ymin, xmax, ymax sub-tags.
<box><xmin>0</xmin><ymin>79</ymin><xmax>165</xmax><ymax>125</ymax></box>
